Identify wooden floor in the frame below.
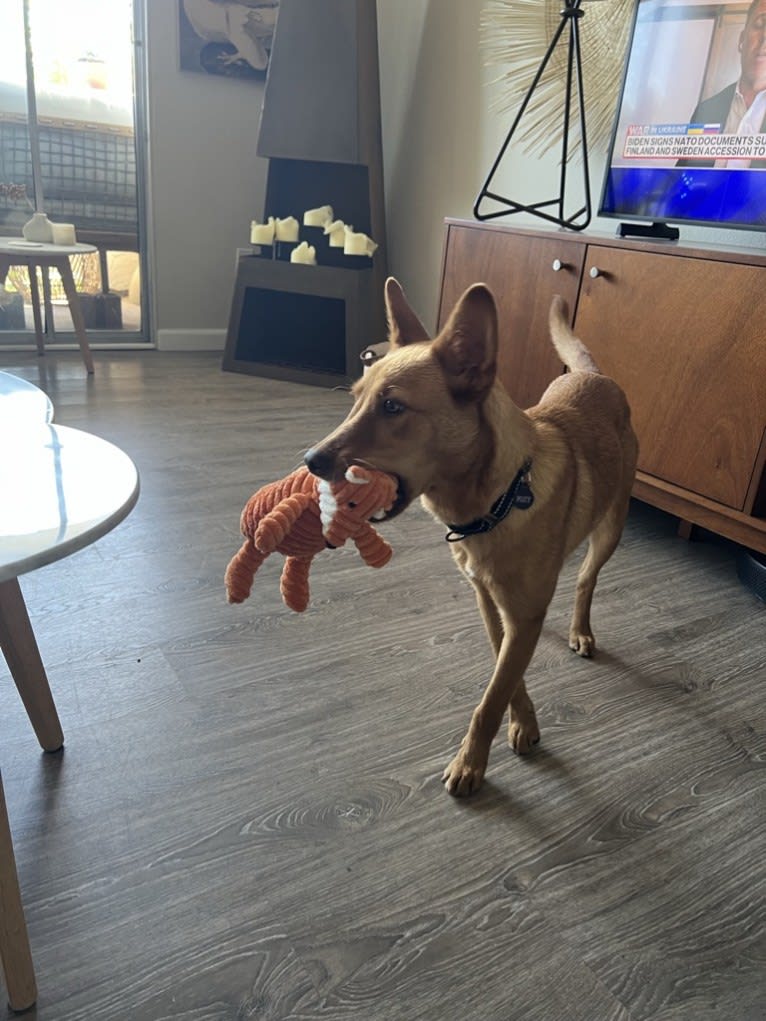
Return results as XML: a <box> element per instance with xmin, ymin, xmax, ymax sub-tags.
<box><xmin>1</xmin><ymin>351</ymin><xmax>764</xmax><ymax>1021</ymax></box>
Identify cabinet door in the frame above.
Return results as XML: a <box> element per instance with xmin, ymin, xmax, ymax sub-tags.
<box><xmin>438</xmin><ymin>225</ymin><xmax>585</xmax><ymax>409</ymax></box>
<box><xmin>575</xmin><ymin>245</ymin><xmax>766</xmax><ymax>510</ymax></box>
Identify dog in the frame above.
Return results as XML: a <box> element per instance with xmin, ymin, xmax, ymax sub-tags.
<box><xmin>305</xmin><ymin>277</ymin><xmax>638</xmax><ymax>796</ymax></box>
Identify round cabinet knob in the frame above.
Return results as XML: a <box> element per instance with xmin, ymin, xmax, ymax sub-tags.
<box><xmin>552</xmin><ymin>258</ymin><xmax>565</xmax><ymax>272</ymax></box>
<box><xmin>589</xmin><ymin>266</ymin><xmax>602</xmax><ymax>279</ymax></box>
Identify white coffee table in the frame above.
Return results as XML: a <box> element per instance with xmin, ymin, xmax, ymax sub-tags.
<box><xmin>0</xmin><ymin>373</ymin><xmax>138</xmax><ymax>1011</ymax></box>
<box><xmin>0</xmin><ymin>237</ymin><xmax>98</xmax><ymax>374</ymax></box>
<box><xmin>0</xmin><ymin>421</ymin><xmax>139</xmax><ymax>750</ymax></box>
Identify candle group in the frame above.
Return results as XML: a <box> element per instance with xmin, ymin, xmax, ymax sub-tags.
<box><xmin>249</xmin><ymin>206</ymin><xmax>377</xmax><ymax>263</ymax></box>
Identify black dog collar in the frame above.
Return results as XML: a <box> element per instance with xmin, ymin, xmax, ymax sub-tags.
<box><xmin>445</xmin><ymin>459</ymin><xmax>534</xmax><ymax>542</ymax></box>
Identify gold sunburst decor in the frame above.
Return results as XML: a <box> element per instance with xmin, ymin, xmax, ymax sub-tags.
<box><xmin>481</xmin><ymin>0</ymin><xmax>634</xmax><ymax>157</ymax></box>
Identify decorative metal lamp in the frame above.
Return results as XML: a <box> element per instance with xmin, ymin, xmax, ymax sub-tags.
<box><xmin>474</xmin><ymin>0</ymin><xmax>631</xmax><ymax>231</ymax></box>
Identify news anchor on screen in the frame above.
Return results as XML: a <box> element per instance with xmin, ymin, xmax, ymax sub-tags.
<box><xmin>679</xmin><ymin>0</ymin><xmax>766</xmax><ymax>167</ymax></box>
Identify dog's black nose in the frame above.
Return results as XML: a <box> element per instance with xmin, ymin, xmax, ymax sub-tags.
<box><xmin>304</xmin><ymin>447</ymin><xmax>334</xmax><ymax>479</ymax></box>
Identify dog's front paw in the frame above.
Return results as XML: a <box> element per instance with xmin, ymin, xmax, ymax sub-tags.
<box><xmin>569</xmin><ymin>631</ymin><xmax>595</xmax><ymax>658</ymax></box>
<box><xmin>441</xmin><ymin>752</ymin><xmax>486</xmax><ymax>797</ymax></box>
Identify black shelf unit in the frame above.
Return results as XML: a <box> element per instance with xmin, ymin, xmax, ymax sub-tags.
<box><xmin>223</xmin><ymin>250</ymin><xmax>378</xmax><ymax>386</ymax></box>
<box><xmin>222</xmin><ymin>0</ymin><xmax>388</xmax><ymax>386</ymax></box>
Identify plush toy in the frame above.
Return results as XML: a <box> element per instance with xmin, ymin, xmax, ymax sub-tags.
<box><xmin>225</xmin><ymin>464</ymin><xmax>398</xmax><ymax>612</ymax></box>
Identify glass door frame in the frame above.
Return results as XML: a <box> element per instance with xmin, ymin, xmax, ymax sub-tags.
<box><xmin>132</xmin><ymin>0</ymin><xmax>151</xmax><ymax>347</ymax></box>
<box><xmin>0</xmin><ymin>0</ymin><xmax>152</xmax><ymax>349</ymax></box>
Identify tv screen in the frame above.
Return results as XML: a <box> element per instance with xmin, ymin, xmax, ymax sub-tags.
<box><xmin>599</xmin><ymin>0</ymin><xmax>766</xmax><ymax>233</ymax></box>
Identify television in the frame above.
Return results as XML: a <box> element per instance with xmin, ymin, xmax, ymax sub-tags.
<box><xmin>599</xmin><ymin>0</ymin><xmax>766</xmax><ymax>237</ymax></box>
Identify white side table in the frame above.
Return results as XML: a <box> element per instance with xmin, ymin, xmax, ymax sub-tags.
<box><xmin>0</xmin><ymin>238</ymin><xmax>98</xmax><ymax>374</ymax></box>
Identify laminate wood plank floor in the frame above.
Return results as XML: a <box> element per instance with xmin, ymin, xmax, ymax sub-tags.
<box><xmin>0</xmin><ymin>351</ymin><xmax>764</xmax><ymax>1021</ymax></box>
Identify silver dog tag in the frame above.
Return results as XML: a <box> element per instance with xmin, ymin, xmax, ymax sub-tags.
<box><xmin>514</xmin><ymin>473</ymin><xmax>534</xmax><ymax>510</ymax></box>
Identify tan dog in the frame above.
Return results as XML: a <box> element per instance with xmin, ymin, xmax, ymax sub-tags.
<box><xmin>305</xmin><ymin>278</ymin><xmax>638</xmax><ymax>796</ymax></box>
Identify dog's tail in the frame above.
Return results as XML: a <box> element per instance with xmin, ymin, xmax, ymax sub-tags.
<box><xmin>549</xmin><ymin>295</ymin><xmax>600</xmax><ymax>374</ymax></box>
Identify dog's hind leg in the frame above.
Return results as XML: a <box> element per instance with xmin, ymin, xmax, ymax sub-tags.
<box><xmin>569</xmin><ymin>493</ymin><xmax>631</xmax><ymax>657</ymax></box>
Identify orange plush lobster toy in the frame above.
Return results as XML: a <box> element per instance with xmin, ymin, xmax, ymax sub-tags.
<box><xmin>225</xmin><ymin>465</ymin><xmax>398</xmax><ymax>612</ymax></box>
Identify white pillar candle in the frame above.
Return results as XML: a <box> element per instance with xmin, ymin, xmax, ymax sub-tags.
<box><xmin>343</xmin><ymin>228</ymin><xmax>377</xmax><ymax>257</ymax></box>
<box><xmin>274</xmin><ymin>216</ymin><xmax>300</xmax><ymax>242</ymax></box>
<box><xmin>303</xmin><ymin>204</ymin><xmax>333</xmax><ymax>228</ymax></box>
<box><xmin>324</xmin><ymin>219</ymin><xmax>348</xmax><ymax>247</ymax></box>
<box><xmin>290</xmin><ymin>241</ymin><xmax>317</xmax><ymax>265</ymax></box>
<box><xmin>51</xmin><ymin>222</ymin><xmax>77</xmax><ymax>245</ymax></box>
<box><xmin>250</xmin><ymin>217</ymin><xmax>275</xmax><ymax>244</ymax></box>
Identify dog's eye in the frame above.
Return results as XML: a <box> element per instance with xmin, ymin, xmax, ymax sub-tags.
<box><xmin>382</xmin><ymin>397</ymin><xmax>405</xmax><ymax>415</ymax></box>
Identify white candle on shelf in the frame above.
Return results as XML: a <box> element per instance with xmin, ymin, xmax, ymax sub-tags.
<box><xmin>290</xmin><ymin>241</ymin><xmax>317</xmax><ymax>265</ymax></box>
<box><xmin>250</xmin><ymin>217</ymin><xmax>275</xmax><ymax>244</ymax></box>
<box><xmin>344</xmin><ymin>227</ymin><xmax>377</xmax><ymax>257</ymax></box>
<box><xmin>303</xmin><ymin>205</ymin><xmax>333</xmax><ymax>227</ymax></box>
<box><xmin>324</xmin><ymin>219</ymin><xmax>348</xmax><ymax>247</ymax></box>
<box><xmin>274</xmin><ymin>216</ymin><xmax>300</xmax><ymax>242</ymax></box>
<box><xmin>51</xmin><ymin>222</ymin><xmax>77</xmax><ymax>246</ymax></box>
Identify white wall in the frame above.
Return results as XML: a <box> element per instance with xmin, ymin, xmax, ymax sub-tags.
<box><xmin>144</xmin><ymin>0</ymin><xmax>766</xmax><ymax>347</ymax></box>
<box><xmin>376</xmin><ymin>0</ymin><xmax>486</xmax><ymax>331</ymax></box>
<box><xmin>144</xmin><ymin>1</ymin><xmax>269</xmax><ymax>350</ymax></box>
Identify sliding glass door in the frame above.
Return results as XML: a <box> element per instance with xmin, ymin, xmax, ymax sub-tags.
<box><xmin>0</xmin><ymin>0</ymin><xmax>148</xmax><ymax>344</ymax></box>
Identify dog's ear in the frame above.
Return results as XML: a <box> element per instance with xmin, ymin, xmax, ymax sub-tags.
<box><xmin>385</xmin><ymin>277</ymin><xmax>430</xmax><ymax>347</ymax></box>
<box><xmin>433</xmin><ymin>283</ymin><xmax>498</xmax><ymax>401</ymax></box>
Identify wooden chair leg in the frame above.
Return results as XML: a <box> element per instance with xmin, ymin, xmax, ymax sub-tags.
<box><xmin>0</xmin><ymin>774</ymin><xmax>37</xmax><ymax>1013</ymax></box>
<box><xmin>0</xmin><ymin>579</ymin><xmax>64</xmax><ymax>753</ymax></box>
<box><xmin>56</xmin><ymin>257</ymin><xmax>94</xmax><ymax>375</ymax></box>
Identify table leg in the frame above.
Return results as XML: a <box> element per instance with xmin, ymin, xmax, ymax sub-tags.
<box><xmin>41</xmin><ymin>267</ymin><xmax>57</xmax><ymax>340</ymax></box>
<box><xmin>26</xmin><ymin>267</ymin><xmax>45</xmax><ymax>358</ymax></box>
<box><xmin>0</xmin><ymin>255</ymin><xmax>10</xmax><ymax>288</ymax></box>
<box><xmin>0</xmin><ymin>579</ymin><xmax>64</xmax><ymax>753</ymax></box>
<box><xmin>98</xmin><ymin>248</ymin><xmax>110</xmax><ymax>294</ymax></box>
<box><xmin>56</xmin><ymin>257</ymin><xmax>94</xmax><ymax>375</ymax></box>
<box><xmin>0</xmin><ymin>775</ymin><xmax>37</xmax><ymax>1013</ymax></box>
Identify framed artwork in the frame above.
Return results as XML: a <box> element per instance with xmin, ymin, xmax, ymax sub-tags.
<box><xmin>179</xmin><ymin>1</ymin><xmax>279</xmax><ymax>80</ymax></box>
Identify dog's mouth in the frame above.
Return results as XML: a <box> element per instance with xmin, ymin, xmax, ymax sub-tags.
<box><xmin>305</xmin><ymin>449</ymin><xmax>412</xmax><ymax>523</ymax></box>
<box><xmin>370</xmin><ymin>475</ymin><xmax>410</xmax><ymax>522</ymax></box>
